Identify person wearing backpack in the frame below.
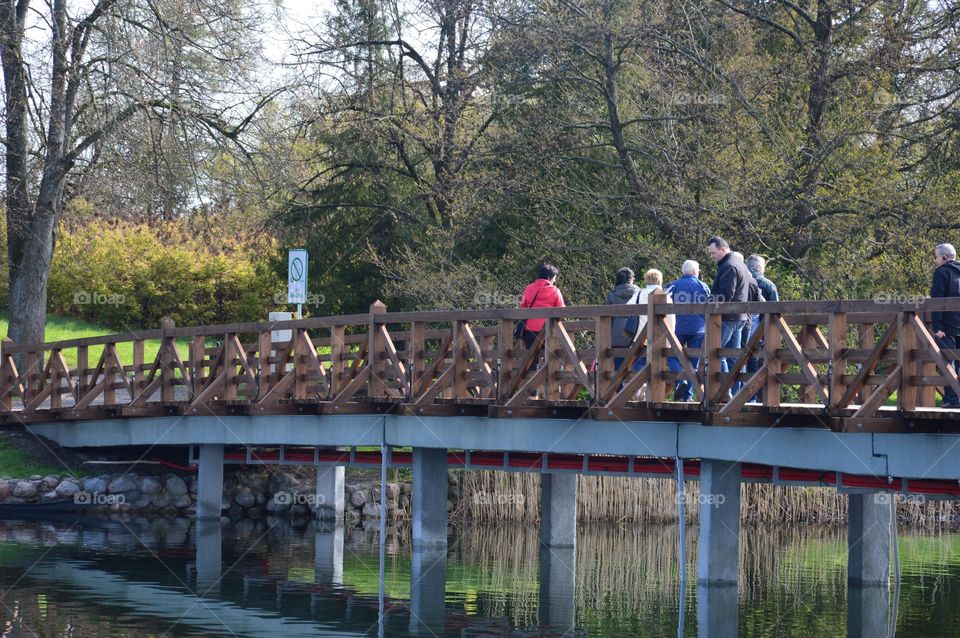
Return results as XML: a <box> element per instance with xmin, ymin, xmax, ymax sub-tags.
<box><xmin>606</xmin><ymin>267</ymin><xmax>642</xmax><ymax>371</ymax></box>
<box><xmin>665</xmin><ymin>260</ymin><xmax>711</xmax><ymax>401</ymax></box>
<box><xmin>931</xmin><ymin>243</ymin><xmax>960</xmax><ymax>408</ymax></box>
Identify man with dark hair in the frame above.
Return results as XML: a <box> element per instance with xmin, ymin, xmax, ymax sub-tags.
<box><xmin>606</xmin><ymin>267</ymin><xmax>642</xmax><ymax>372</ymax></box>
<box><xmin>931</xmin><ymin>243</ymin><xmax>960</xmax><ymax>408</ymax></box>
<box><xmin>706</xmin><ymin>238</ymin><xmax>751</xmax><ymax>382</ymax></box>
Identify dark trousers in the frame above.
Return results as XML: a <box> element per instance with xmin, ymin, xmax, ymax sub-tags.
<box><xmin>936</xmin><ymin>334</ymin><xmax>960</xmax><ymax>405</ymax></box>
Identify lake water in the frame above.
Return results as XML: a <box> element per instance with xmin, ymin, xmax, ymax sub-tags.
<box><xmin>0</xmin><ymin>516</ymin><xmax>958</xmax><ymax>637</ymax></box>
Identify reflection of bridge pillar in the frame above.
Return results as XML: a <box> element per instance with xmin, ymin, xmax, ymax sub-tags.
<box><xmin>540</xmin><ymin>473</ymin><xmax>577</xmax><ymax>548</ymax></box>
<box><xmin>194</xmin><ymin>517</ymin><xmax>222</xmax><ymax>596</ymax></box>
<box><xmin>847</xmin><ymin>493</ymin><xmax>891</xmax><ymax>586</ymax></box>
<box><xmin>697</xmin><ymin>460</ymin><xmax>741</xmax><ymax>585</ymax></box>
<box><xmin>412</xmin><ymin>447</ymin><xmax>447</xmax><ymax>549</ymax></box>
<box><xmin>538</xmin><ymin>547</ymin><xmax>576</xmax><ymax>630</ymax></box>
<box><xmin>316</xmin><ymin>464</ymin><xmax>345</xmax><ymax>522</ymax></box>
<box><xmin>408</xmin><ymin>547</ymin><xmax>447</xmax><ymax>636</ymax></box>
<box><xmin>696</xmin><ymin>584</ymin><xmax>738</xmax><ymax>638</ymax></box>
<box><xmin>196</xmin><ymin>444</ymin><xmax>224</xmax><ymax>520</ymax></box>
<box><xmin>847</xmin><ymin>585</ymin><xmax>889</xmax><ymax>637</ymax></box>
<box><xmin>314</xmin><ymin>522</ymin><xmax>344</xmax><ymax>586</ymax></box>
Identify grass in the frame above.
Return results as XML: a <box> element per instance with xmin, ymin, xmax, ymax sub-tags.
<box><xmin>0</xmin><ymin>312</ymin><xmax>189</xmax><ymax>368</ymax></box>
<box><xmin>0</xmin><ymin>438</ymin><xmax>75</xmax><ymax>478</ymax></box>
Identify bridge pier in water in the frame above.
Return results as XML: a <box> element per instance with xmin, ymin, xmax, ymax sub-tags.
<box><xmin>315</xmin><ymin>464</ymin><xmax>345</xmax><ymax>522</ymax></box>
<box><xmin>847</xmin><ymin>492</ymin><xmax>892</xmax><ymax>586</ymax></box>
<box><xmin>696</xmin><ymin>459</ymin><xmax>741</xmax><ymax>586</ymax></box>
<box><xmin>196</xmin><ymin>444</ymin><xmax>224</xmax><ymax>521</ymax></box>
<box><xmin>409</xmin><ymin>547</ymin><xmax>447</xmax><ymax>636</ymax></box>
<box><xmin>314</xmin><ymin>522</ymin><xmax>344</xmax><ymax>586</ymax></box>
<box><xmin>540</xmin><ymin>473</ymin><xmax>577</xmax><ymax>548</ymax></box>
<box><xmin>538</xmin><ymin>547</ymin><xmax>576</xmax><ymax>631</ymax></box>
<box><xmin>412</xmin><ymin>447</ymin><xmax>448</xmax><ymax>549</ymax></box>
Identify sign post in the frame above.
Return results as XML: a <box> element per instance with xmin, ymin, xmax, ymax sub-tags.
<box><xmin>288</xmin><ymin>249</ymin><xmax>308</xmax><ymax>318</ymax></box>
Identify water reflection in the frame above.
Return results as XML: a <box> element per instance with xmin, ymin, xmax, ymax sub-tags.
<box><xmin>0</xmin><ymin>517</ymin><xmax>956</xmax><ymax>637</ymax></box>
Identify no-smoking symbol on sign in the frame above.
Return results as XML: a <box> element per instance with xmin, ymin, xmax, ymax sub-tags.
<box><xmin>291</xmin><ymin>256</ymin><xmax>304</xmax><ymax>282</ymax></box>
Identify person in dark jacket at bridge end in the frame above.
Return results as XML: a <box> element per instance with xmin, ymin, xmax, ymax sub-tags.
<box><xmin>606</xmin><ymin>267</ymin><xmax>643</xmax><ymax>372</ymax></box>
<box><xmin>930</xmin><ymin>243</ymin><xmax>960</xmax><ymax>408</ymax></box>
<box><xmin>665</xmin><ymin>260</ymin><xmax>711</xmax><ymax>401</ymax></box>
<box><xmin>706</xmin><ymin>237</ymin><xmax>751</xmax><ymax>378</ymax></box>
<box><xmin>519</xmin><ymin>264</ymin><xmax>565</xmax><ymax>350</ymax></box>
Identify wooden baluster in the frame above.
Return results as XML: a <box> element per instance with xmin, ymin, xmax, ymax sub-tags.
<box><xmin>410</xmin><ymin>322</ymin><xmax>425</xmax><ymax>401</ymax></box>
<box><xmin>191</xmin><ymin>336</ymin><xmax>206</xmax><ymax>395</ymax></box>
<box><xmin>764</xmin><ymin>313</ymin><xmax>782</xmax><ymax>408</ymax></box>
<box><xmin>76</xmin><ymin>345</ymin><xmax>88</xmax><ymax>404</ymax></box>
<box><xmin>858</xmin><ymin>323</ymin><xmax>875</xmax><ymax>403</ymax></box>
<box><xmin>160</xmin><ymin>318</ymin><xmax>176</xmax><ymax>402</ymax></box>
<box><xmin>594</xmin><ymin>315</ymin><xmax>613</xmax><ymax>403</ymax></box>
<box><xmin>222</xmin><ymin>332</ymin><xmax>238</xmax><ymax>401</ymax></box>
<box><xmin>103</xmin><ymin>345</ymin><xmax>116</xmax><ymax>406</ymax></box>
<box><xmin>898</xmin><ymin>311</ymin><xmax>919</xmax><ymax>412</ymax></box>
<box><xmin>497</xmin><ymin>319</ymin><xmax>516</xmax><ymax>403</ymax></box>
<box><xmin>368</xmin><ymin>300</ymin><xmax>387</xmax><ymax>399</ymax></box>
<box><xmin>704</xmin><ymin>312</ymin><xmax>723</xmax><ymax>408</ymax></box>
<box><xmin>799</xmin><ymin>325</ymin><xmax>816</xmax><ymax>404</ymax></box>
<box><xmin>294</xmin><ymin>328</ymin><xmax>308</xmax><ymax>400</ymax></box>
<box><xmin>258</xmin><ymin>327</ymin><xmax>272</xmax><ymax>400</ymax></box>
<box><xmin>1</xmin><ymin>338</ymin><xmax>15</xmax><ymax>411</ymax></box>
<box><xmin>544</xmin><ymin>318</ymin><xmax>559</xmax><ymax>401</ymax></box>
<box><xmin>453</xmin><ymin>321</ymin><xmax>467</xmax><ymax>400</ymax></box>
<box><xmin>25</xmin><ymin>352</ymin><xmax>37</xmax><ymax>404</ymax></box>
<box><xmin>829</xmin><ymin>313</ymin><xmax>847</xmax><ymax>411</ymax></box>
<box><xmin>132</xmin><ymin>340</ymin><xmax>144</xmax><ymax>402</ymax></box>
<box><xmin>647</xmin><ymin>291</ymin><xmax>668</xmax><ymax>403</ymax></box>
<box><xmin>330</xmin><ymin>325</ymin><xmax>345</xmax><ymax>399</ymax></box>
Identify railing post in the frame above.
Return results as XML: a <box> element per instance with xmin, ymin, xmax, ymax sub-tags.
<box><xmin>330</xmin><ymin>325</ymin><xmax>345</xmax><ymax>399</ymax></box>
<box><xmin>76</xmin><ymin>345</ymin><xmax>88</xmax><ymax>402</ymax></box>
<box><xmin>544</xmin><ymin>318</ymin><xmax>560</xmax><ymax>401</ymax></box>
<box><xmin>410</xmin><ymin>321</ymin><xmax>425</xmax><ymax>402</ymax></box>
<box><xmin>703</xmin><ymin>311</ymin><xmax>723</xmax><ymax>408</ymax></box>
<box><xmin>898</xmin><ymin>310</ymin><xmax>918</xmax><ymax>411</ymax></box>
<box><xmin>132</xmin><ymin>339</ymin><xmax>144</xmax><ymax>401</ymax></box>
<box><xmin>594</xmin><ymin>315</ymin><xmax>613</xmax><ymax>404</ymax></box>
<box><xmin>258</xmin><ymin>325</ymin><xmax>272</xmax><ymax>400</ymax></box>
<box><xmin>453</xmin><ymin>320</ymin><xmax>467</xmax><ymax>399</ymax></box>
<box><xmin>160</xmin><ymin>317</ymin><xmax>176</xmax><ymax>402</ymax></box>
<box><xmin>497</xmin><ymin>317</ymin><xmax>516</xmax><ymax>403</ymax></box>
<box><xmin>368</xmin><ymin>300</ymin><xmax>387</xmax><ymax>399</ymax></box>
<box><xmin>764</xmin><ymin>313</ymin><xmax>782</xmax><ymax>408</ymax></box>
<box><xmin>829</xmin><ymin>312</ymin><xmax>848</xmax><ymax>412</ymax></box>
<box><xmin>1</xmin><ymin>338</ymin><xmax>14</xmax><ymax>411</ymax></box>
<box><xmin>647</xmin><ymin>291</ymin><xmax>668</xmax><ymax>402</ymax></box>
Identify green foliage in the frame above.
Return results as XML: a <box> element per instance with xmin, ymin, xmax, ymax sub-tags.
<box><xmin>47</xmin><ymin>215</ymin><xmax>284</xmax><ymax>330</ymax></box>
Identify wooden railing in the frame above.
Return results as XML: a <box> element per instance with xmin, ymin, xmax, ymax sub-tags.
<box><xmin>3</xmin><ymin>297</ymin><xmax>960</xmax><ymax>432</ymax></box>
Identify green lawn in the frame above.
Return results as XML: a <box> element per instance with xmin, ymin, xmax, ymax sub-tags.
<box><xmin>0</xmin><ymin>313</ymin><xmax>189</xmax><ymax>368</ymax></box>
<box><xmin>0</xmin><ymin>435</ymin><xmax>82</xmax><ymax>478</ymax></box>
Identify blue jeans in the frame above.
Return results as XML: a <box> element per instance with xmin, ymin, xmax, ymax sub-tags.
<box><xmin>614</xmin><ymin>357</ymin><xmax>645</xmax><ymax>372</ymax></box>
<box><xmin>936</xmin><ymin>334</ymin><xmax>959</xmax><ymax>405</ymax></box>
<box><xmin>667</xmin><ymin>333</ymin><xmax>703</xmax><ymax>401</ymax></box>
<box><xmin>719</xmin><ymin>320</ymin><xmax>747</xmax><ymax>381</ymax></box>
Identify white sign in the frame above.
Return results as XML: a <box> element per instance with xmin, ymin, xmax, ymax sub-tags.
<box><xmin>287</xmin><ymin>249</ymin><xmax>308</xmax><ymax>304</ymax></box>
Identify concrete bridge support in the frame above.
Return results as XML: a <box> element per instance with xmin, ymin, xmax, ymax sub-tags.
<box><xmin>196</xmin><ymin>444</ymin><xmax>224</xmax><ymax>521</ymax></box>
<box><xmin>847</xmin><ymin>492</ymin><xmax>892</xmax><ymax>587</ymax></box>
<box><xmin>538</xmin><ymin>547</ymin><xmax>576</xmax><ymax>631</ymax></box>
<box><xmin>540</xmin><ymin>473</ymin><xmax>577</xmax><ymax>548</ymax></box>
<box><xmin>194</xmin><ymin>517</ymin><xmax>222</xmax><ymax>596</ymax></box>
<box><xmin>412</xmin><ymin>447</ymin><xmax>448</xmax><ymax>549</ymax></box>
<box><xmin>696</xmin><ymin>584</ymin><xmax>738</xmax><ymax>638</ymax></box>
<box><xmin>315</xmin><ymin>465</ymin><xmax>345</xmax><ymax>522</ymax></box>
<box><xmin>696</xmin><ymin>460</ymin><xmax>741</xmax><ymax>586</ymax></box>
<box><xmin>847</xmin><ymin>585</ymin><xmax>890</xmax><ymax>637</ymax></box>
<box><xmin>314</xmin><ymin>522</ymin><xmax>344</xmax><ymax>586</ymax></box>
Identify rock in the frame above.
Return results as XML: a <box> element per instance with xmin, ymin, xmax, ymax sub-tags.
<box><xmin>0</xmin><ymin>482</ymin><xmax>9</xmax><ymax>501</ymax></box>
<box><xmin>40</xmin><ymin>490</ymin><xmax>58</xmax><ymax>503</ymax></box>
<box><xmin>349</xmin><ymin>489</ymin><xmax>366</xmax><ymax>508</ymax></box>
<box><xmin>399</xmin><ymin>494</ymin><xmax>410</xmax><ymax>510</ymax></box>
<box><xmin>254</xmin><ymin>490</ymin><xmax>266</xmax><ymax>506</ymax></box>
<box><xmin>82</xmin><ymin>477</ymin><xmax>107</xmax><ymax>495</ymax></box>
<box><xmin>108</xmin><ymin>476</ymin><xmax>137</xmax><ymax>494</ymax></box>
<box><xmin>28</xmin><ymin>474</ymin><xmax>42</xmax><ymax>481</ymax></box>
<box><xmin>448</xmin><ymin>485</ymin><xmax>460</xmax><ymax>500</ymax></box>
<box><xmin>150</xmin><ymin>492</ymin><xmax>170</xmax><ymax>508</ymax></box>
<box><xmin>55</xmin><ymin>480</ymin><xmax>80</xmax><ymax>498</ymax></box>
<box><xmin>12</xmin><ymin>481</ymin><xmax>38</xmax><ymax>499</ymax></box>
<box><xmin>41</xmin><ymin>475</ymin><xmax>60</xmax><ymax>491</ymax></box>
<box><xmin>189</xmin><ymin>477</ymin><xmax>198</xmax><ymax>494</ymax></box>
<box><xmin>234</xmin><ymin>487</ymin><xmax>256</xmax><ymax>508</ymax></box>
<box><xmin>401</xmin><ymin>482</ymin><xmax>412</xmax><ymax>495</ymax></box>
<box><xmin>361</xmin><ymin>502</ymin><xmax>381</xmax><ymax>518</ymax></box>
<box><xmin>367</xmin><ymin>487</ymin><xmax>381</xmax><ymax>503</ymax></box>
<box><xmin>448</xmin><ymin>472</ymin><xmax>460</xmax><ymax>486</ymax></box>
<box><xmin>160</xmin><ymin>506</ymin><xmax>179</xmax><ymax>517</ymax></box>
<box><xmin>267</xmin><ymin>496</ymin><xmax>290</xmax><ymax>514</ymax></box>
<box><xmin>165</xmin><ymin>476</ymin><xmax>189</xmax><ymax>497</ymax></box>
<box><xmin>141</xmin><ymin>478</ymin><xmax>162</xmax><ymax>495</ymax></box>
<box><xmin>133</xmin><ymin>497</ymin><xmax>152</xmax><ymax>508</ymax></box>
<box><xmin>173</xmin><ymin>494</ymin><xmax>192</xmax><ymax>509</ymax></box>
<box><xmin>385</xmin><ymin>483</ymin><xmax>400</xmax><ymax>500</ymax></box>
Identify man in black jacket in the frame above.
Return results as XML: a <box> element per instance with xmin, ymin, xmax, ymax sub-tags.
<box><xmin>706</xmin><ymin>237</ymin><xmax>751</xmax><ymax>379</ymax></box>
<box><xmin>931</xmin><ymin>243</ymin><xmax>960</xmax><ymax>408</ymax></box>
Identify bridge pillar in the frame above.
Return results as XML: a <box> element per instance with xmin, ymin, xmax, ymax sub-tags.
<box><xmin>194</xmin><ymin>516</ymin><xmax>222</xmax><ymax>596</ymax></box>
<box><xmin>696</xmin><ymin>460</ymin><xmax>741</xmax><ymax>586</ymax></box>
<box><xmin>696</xmin><ymin>584</ymin><xmax>738</xmax><ymax>638</ymax></box>
<box><xmin>412</xmin><ymin>447</ymin><xmax>448</xmax><ymax>548</ymax></box>
<box><xmin>196</xmin><ymin>444</ymin><xmax>224</xmax><ymax>521</ymax></box>
<box><xmin>847</xmin><ymin>492</ymin><xmax>891</xmax><ymax>586</ymax></box>
<box><xmin>540</xmin><ymin>473</ymin><xmax>577</xmax><ymax>548</ymax></box>
<box><xmin>315</xmin><ymin>464</ymin><xmax>345</xmax><ymax>522</ymax></box>
<box><xmin>314</xmin><ymin>521</ymin><xmax>344</xmax><ymax>586</ymax></box>
<box><xmin>409</xmin><ymin>546</ymin><xmax>447</xmax><ymax>635</ymax></box>
<box><xmin>847</xmin><ymin>585</ymin><xmax>889</xmax><ymax>637</ymax></box>
<box><xmin>538</xmin><ymin>547</ymin><xmax>576</xmax><ymax>630</ymax></box>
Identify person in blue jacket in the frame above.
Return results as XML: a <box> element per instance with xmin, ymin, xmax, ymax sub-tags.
<box><xmin>665</xmin><ymin>260</ymin><xmax>711</xmax><ymax>401</ymax></box>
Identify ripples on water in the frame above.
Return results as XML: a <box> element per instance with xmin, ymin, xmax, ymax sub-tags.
<box><xmin>0</xmin><ymin>516</ymin><xmax>959</xmax><ymax>636</ymax></box>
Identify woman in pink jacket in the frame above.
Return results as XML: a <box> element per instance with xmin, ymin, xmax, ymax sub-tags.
<box><xmin>518</xmin><ymin>264</ymin><xmax>566</xmax><ymax>349</ymax></box>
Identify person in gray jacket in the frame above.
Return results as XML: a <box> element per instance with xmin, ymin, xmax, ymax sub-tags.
<box><xmin>606</xmin><ymin>267</ymin><xmax>642</xmax><ymax>371</ymax></box>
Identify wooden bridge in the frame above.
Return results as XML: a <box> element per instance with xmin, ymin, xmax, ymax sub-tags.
<box><xmin>3</xmin><ymin>296</ymin><xmax>960</xmax><ymax>433</ymax></box>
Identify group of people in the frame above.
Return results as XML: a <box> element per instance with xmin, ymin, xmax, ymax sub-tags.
<box><xmin>517</xmin><ymin>238</ymin><xmax>960</xmax><ymax>408</ymax></box>
<box><xmin>516</xmin><ymin>236</ymin><xmax>778</xmax><ymax>402</ymax></box>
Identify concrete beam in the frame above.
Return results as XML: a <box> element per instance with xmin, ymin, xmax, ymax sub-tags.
<box><xmin>540</xmin><ymin>473</ymin><xmax>577</xmax><ymax>548</ymax></box>
<box><xmin>315</xmin><ymin>464</ymin><xmax>345</xmax><ymax>523</ymax></box>
<box><xmin>196</xmin><ymin>444</ymin><xmax>224</xmax><ymax>521</ymax></box>
<box><xmin>847</xmin><ymin>493</ymin><xmax>891</xmax><ymax>587</ymax></box>
<box><xmin>412</xmin><ymin>447</ymin><xmax>448</xmax><ymax>549</ymax></box>
<box><xmin>696</xmin><ymin>460</ymin><xmax>741</xmax><ymax>586</ymax></box>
